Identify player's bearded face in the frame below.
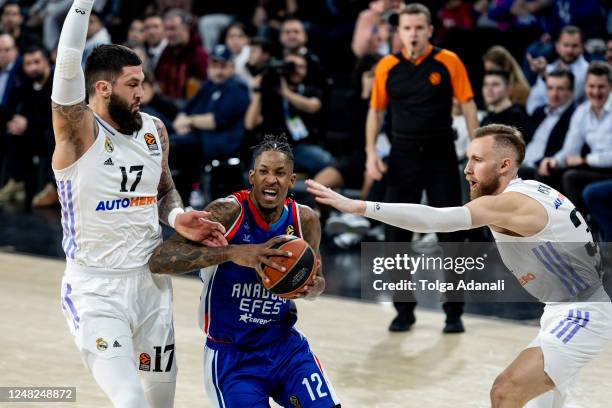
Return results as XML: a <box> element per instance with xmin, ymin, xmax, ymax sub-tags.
<box><xmin>469</xmin><ymin>174</ymin><xmax>500</xmax><ymax>200</ymax></box>
<box><xmin>108</xmin><ymin>92</ymin><xmax>143</xmax><ymax>134</ymax></box>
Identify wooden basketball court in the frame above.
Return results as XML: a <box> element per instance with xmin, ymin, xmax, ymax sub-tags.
<box><xmin>1</xmin><ymin>252</ymin><xmax>611</xmax><ymax>407</ymax></box>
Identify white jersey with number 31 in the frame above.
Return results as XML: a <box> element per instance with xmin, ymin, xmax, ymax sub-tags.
<box><xmin>53</xmin><ymin>112</ymin><xmax>163</xmax><ymax>269</ymax></box>
<box><xmin>490</xmin><ymin>178</ymin><xmax>606</xmax><ymax>303</ymax></box>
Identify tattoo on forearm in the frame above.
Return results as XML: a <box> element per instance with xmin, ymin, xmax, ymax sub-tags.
<box><xmin>205</xmin><ymin>198</ymin><xmax>241</xmax><ymax>231</ymax></box>
<box><xmin>149</xmin><ymin>235</ymin><xmax>232</xmax><ymax>274</ymax></box>
<box><xmin>154</xmin><ymin>117</ymin><xmax>184</xmax><ymax>224</ymax></box>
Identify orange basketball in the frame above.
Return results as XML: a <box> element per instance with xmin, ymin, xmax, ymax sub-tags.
<box><xmin>260</xmin><ymin>236</ymin><xmax>317</xmax><ymax>298</ymax></box>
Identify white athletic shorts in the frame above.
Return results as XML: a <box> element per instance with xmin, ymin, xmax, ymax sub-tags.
<box><xmin>60</xmin><ymin>263</ymin><xmax>177</xmax><ymax>382</ymax></box>
<box><xmin>527</xmin><ymin>293</ymin><xmax>612</xmax><ymax>398</ymax></box>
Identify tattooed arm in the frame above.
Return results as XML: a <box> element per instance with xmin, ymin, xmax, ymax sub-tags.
<box><xmin>288</xmin><ymin>204</ymin><xmax>326</xmax><ymax>299</ymax></box>
<box><xmin>155</xmin><ymin>117</ymin><xmax>184</xmax><ymax>224</ymax></box>
<box><xmin>51</xmin><ymin>102</ymin><xmax>97</xmax><ymax>169</ymax></box>
<box><xmin>51</xmin><ymin>0</ymin><xmax>96</xmax><ymax>170</ymax></box>
<box><xmin>149</xmin><ymin>198</ymin><xmax>293</xmax><ymax>275</ymax></box>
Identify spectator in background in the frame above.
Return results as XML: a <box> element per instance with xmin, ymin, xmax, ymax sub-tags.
<box><xmin>0</xmin><ymin>45</ymin><xmax>53</xmax><ymax>206</ymax></box>
<box><xmin>244</xmin><ymin>51</ymin><xmax>334</xmax><ymax>176</ymax></box>
<box><xmin>279</xmin><ymin>17</ymin><xmax>332</xmax><ymax>92</ymax></box>
<box><xmin>224</xmin><ymin>21</ymin><xmax>251</xmax><ymax>85</ymax></box>
<box><xmin>243</xmin><ymin>36</ymin><xmax>273</xmax><ymax>91</ymax></box>
<box><xmin>526</xmin><ymin>25</ymin><xmax>588</xmax><ymax>114</ymax></box>
<box><xmin>127</xmin><ymin>18</ymin><xmax>145</xmax><ymax>45</ymax></box>
<box><xmin>156</xmin><ymin>8</ymin><xmax>208</xmax><ymax>101</ymax></box>
<box><xmin>144</xmin><ymin>13</ymin><xmax>168</xmax><ymax>71</ymax></box>
<box><xmin>141</xmin><ymin>71</ymin><xmax>179</xmax><ymax>132</ymax></box>
<box><xmin>0</xmin><ymin>32</ymin><xmax>22</xmax><ymax>181</ymax></box>
<box><xmin>539</xmin><ymin>61</ymin><xmax>612</xmax><ymax>211</ymax></box>
<box><xmin>521</xmin><ymin>69</ymin><xmax>576</xmax><ymax>178</ymax></box>
<box><xmin>583</xmin><ymin>180</ymin><xmax>612</xmax><ymax>242</ymax></box>
<box><xmin>172</xmin><ymin>44</ymin><xmax>249</xmax><ymax>168</ymax></box>
<box><xmin>607</xmin><ymin>36</ymin><xmax>612</xmax><ymax>66</ymax></box>
<box><xmin>483</xmin><ymin>45</ymin><xmax>530</xmax><ymax>107</ymax></box>
<box><xmin>0</xmin><ymin>32</ymin><xmax>20</xmax><ymax>110</ymax></box>
<box><xmin>481</xmin><ymin>70</ymin><xmax>528</xmax><ymax>131</ymax></box>
<box><xmin>351</xmin><ymin>0</ymin><xmax>405</xmax><ymax>58</ymax></box>
<box><xmin>82</xmin><ymin>11</ymin><xmax>111</xmax><ymax>64</ymax></box>
<box><xmin>435</xmin><ymin>0</ymin><xmax>473</xmax><ymax>43</ymax></box>
<box><xmin>1</xmin><ymin>1</ymin><xmax>40</xmax><ymax>51</ymax></box>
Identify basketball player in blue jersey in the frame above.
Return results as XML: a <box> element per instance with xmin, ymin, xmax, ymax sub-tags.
<box><xmin>149</xmin><ymin>134</ymin><xmax>340</xmax><ymax>407</ymax></box>
<box><xmin>307</xmin><ymin>124</ymin><xmax>612</xmax><ymax>408</ymax></box>
<box><xmin>51</xmin><ymin>1</ymin><xmax>226</xmax><ymax>407</ymax></box>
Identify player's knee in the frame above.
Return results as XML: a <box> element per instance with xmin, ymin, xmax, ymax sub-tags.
<box><xmin>490</xmin><ymin>373</ymin><xmax>520</xmax><ymax>407</ymax></box>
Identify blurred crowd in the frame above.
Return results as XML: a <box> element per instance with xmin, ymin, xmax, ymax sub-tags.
<box><xmin>0</xmin><ymin>0</ymin><xmax>611</xmax><ymax>244</ymax></box>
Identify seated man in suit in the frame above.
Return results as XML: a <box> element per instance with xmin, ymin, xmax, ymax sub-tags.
<box><xmin>520</xmin><ymin>69</ymin><xmax>576</xmax><ymax>179</ymax></box>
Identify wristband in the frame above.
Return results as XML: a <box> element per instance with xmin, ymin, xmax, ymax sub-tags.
<box><xmin>168</xmin><ymin>207</ymin><xmax>185</xmax><ymax>229</ymax></box>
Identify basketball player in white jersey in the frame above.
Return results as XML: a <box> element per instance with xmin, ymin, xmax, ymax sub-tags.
<box><xmin>306</xmin><ymin>124</ymin><xmax>612</xmax><ymax>408</ymax></box>
<box><xmin>51</xmin><ymin>1</ymin><xmax>228</xmax><ymax>406</ymax></box>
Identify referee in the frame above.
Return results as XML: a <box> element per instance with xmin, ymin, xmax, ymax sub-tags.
<box><xmin>366</xmin><ymin>3</ymin><xmax>478</xmax><ymax>333</ymax></box>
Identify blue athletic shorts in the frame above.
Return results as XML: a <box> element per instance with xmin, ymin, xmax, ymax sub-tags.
<box><xmin>203</xmin><ymin>329</ymin><xmax>340</xmax><ymax>407</ymax></box>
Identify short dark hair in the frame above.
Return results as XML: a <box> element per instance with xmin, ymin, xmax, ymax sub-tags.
<box><xmin>23</xmin><ymin>44</ymin><xmax>49</xmax><ymax>60</ymax></box>
<box><xmin>546</xmin><ymin>68</ymin><xmax>575</xmax><ymax>91</ymax></box>
<box><xmin>586</xmin><ymin>60</ymin><xmax>612</xmax><ymax>83</ymax></box>
<box><xmin>558</xmin><ymin>25</ymin><xmax>583</xmax><ymax>43</ymax></box>
<box><xmin>252</xmin><ymin>134</ymin><xmax>294</xmax><ymax>166</ymax></box>
<box><xmin>400</xmin><ymin>3</ymin><xmax>432</xmax><ymax>25</ymax></box>
<box><xmin>84</xmin><ymin>44</ymin><xmax>142</xmax><ymax>96</ymax></box>
<box><xmin>484</xmin><ymin>69</ymin><xmax>511</xmax><ymax>85</ymax></box>
<box><xmin>474</xmin><ymin>124</ymin><xmax>525</xmax><ymax>166</ymax></box>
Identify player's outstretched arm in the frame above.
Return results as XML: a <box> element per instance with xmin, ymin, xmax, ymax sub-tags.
<box><xmin>287</xmin><ymin>205</ymin><xmax>325</xmax><ymax>300</ymax></box>
<box><xmin>148</xmin><ymin>198</ymin><xmax>293</xmax><ymax>278</ymax></box>
<box><xmin>51</xmin><ymin>0</ymin><xmax>96</xmax><ymax>169</ymax></box>
<box><xmin>154</xmin><ymin>118</ymin><xmax>226</xmax><ymax>243</ymax></box>
<box><xmin>305</xmin><ymin>179</ymin><xmax>472</xmax><ymax>233</ymax></box>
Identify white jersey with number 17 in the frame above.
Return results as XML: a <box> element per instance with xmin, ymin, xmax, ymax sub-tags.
<box><xmin>52</xmin><ymin>112</ymin><xmax>163</xmax><ymax>270</ymax></box>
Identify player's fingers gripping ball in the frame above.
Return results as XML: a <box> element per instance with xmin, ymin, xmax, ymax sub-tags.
<box><xmin>260</xmin><ymin>235</ymin><xmax>318</xmax><ymax>298</ymax></box>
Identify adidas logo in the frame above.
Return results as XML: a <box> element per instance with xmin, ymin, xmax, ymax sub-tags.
<box><xmin>104</xmin><ymin>158</ymin><xmax>114</xmax><ymax>166</ymax></box>
<box><xmin>113</xmin><ymin>340</ymin><xmax>122</xmax><ymax>348</ymax></box>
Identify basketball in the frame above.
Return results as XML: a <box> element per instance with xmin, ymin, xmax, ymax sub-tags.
<box><xmin>260</xmin><ymin>235</ymin><xmax>317</xmax><ymax>297</ymax></box>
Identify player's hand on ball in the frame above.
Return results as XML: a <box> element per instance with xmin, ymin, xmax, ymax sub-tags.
<box><xmin>305</xmin><ymin>179</ymin><xmax>366</xmax><ymax>215</ymax></box>
<box><xmin>231</xmin><ymin>235</ymin><xmax>294</xmax><ymax>284</ymax></box>
<box><xmin>175</xmin><ymin>210</ymin><xmax>227</xmax><ymax>245</ymax></box>
<box><xmin>285</xmin><ymin>274</ymin><xmax>325</xmax><ymax>300</ymax></box>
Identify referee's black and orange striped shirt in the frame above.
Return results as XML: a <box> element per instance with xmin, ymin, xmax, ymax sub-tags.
<box><xmin>371</xmin><ymin>45</ymin><xmax>473</xmax><ymax>139</ymax></box>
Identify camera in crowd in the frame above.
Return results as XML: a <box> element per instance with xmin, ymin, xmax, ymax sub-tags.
<box><xmin>251</xmin><ymin>59</ymin><xmax>297</xmax><ymax>92</ymax></box>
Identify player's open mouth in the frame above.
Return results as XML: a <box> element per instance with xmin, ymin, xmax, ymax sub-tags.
<box><xmin>263</xmin><ymin>189</ymin><xmax>278</xmax><ymax>200</ymax></box>
<box><xmin>469</xmin><ymin>181</ymin><xmax>478</xmax><ymax>190</ymax></box>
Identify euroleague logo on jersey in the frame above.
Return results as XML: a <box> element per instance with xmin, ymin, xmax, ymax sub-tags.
<box><xmin>429</xmin><ymin>71</ymin><xmax>441</xmax><ymax>85</ymax></box>
<box><xmin>144</xmin><ymin>133</ymin><xmax>159</xmax><ymax>152</ymax></box>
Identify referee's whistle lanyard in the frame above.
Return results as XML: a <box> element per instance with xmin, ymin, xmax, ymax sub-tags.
<box><xmin>283</xmin><ymin>83</ymin><xmax>309</xmax><ymax>142</ymax></box>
